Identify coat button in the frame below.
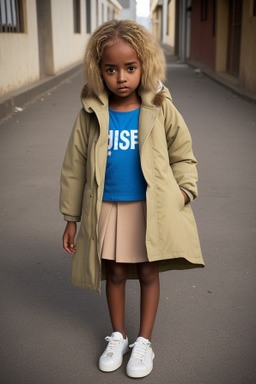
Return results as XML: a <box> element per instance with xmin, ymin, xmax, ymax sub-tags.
<box><xmin>90</xmin><ymin>194</ymin><xmax>93</xmax><ymax>198</ymax></box>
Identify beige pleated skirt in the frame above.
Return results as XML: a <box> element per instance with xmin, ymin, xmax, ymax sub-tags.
<box><xmin>98</xmin><ymin>201</ymin><xmax>148</xmax><ymax>263</ymax></box>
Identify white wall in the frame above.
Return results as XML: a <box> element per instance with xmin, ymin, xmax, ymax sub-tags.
<box><xmin>51</xmin><ymin>0</ymin><xmax>121</xmax><ymax>73</ymax></box>
<box><xmin>0</xmin><ymin>0</ymin><xmax>40</xmax><ymax>97</ymax></box>
<box><xmin>119</xmin><ymin>0</ymin><xmax>136</xmax><ymax>20</ymax></box>
<box><xmin>50</xmin><ymin>0</ymin><xmax>89</xmax><ymax>73</ymax></box>
<box><xmin>0</xmin><ymin>0</ymin><xmax>121</xmax><ymax>98</ymax></box>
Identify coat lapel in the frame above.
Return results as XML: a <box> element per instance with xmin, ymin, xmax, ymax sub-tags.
<box><xmin>138</xmin><ymin>87</ymin><xmax>161</xmax><ymax>147</ymax></box>
<box><xmin>139</xmin><ymin>105</ymin><xmax>159</xmax><ymax>146</ymax></box>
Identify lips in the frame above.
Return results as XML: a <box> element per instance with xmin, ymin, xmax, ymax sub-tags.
<box><xmin>118</xmin><ymin>87</ymin><xmax>129</xmax><ymax>92</ymax></box>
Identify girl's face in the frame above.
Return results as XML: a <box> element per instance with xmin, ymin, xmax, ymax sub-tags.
<box><xmin>100</xmin><ymin>39</ymin><xmax>142</xmax><ymax>105</ymax></box>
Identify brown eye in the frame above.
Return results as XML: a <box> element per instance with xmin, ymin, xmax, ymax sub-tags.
<box><xmin>107</xmin><ymin>68</ymin><xmax>115</xmax><ymax>74</ymax></box>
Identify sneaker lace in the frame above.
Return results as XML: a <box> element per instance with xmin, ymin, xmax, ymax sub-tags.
<box><xmin>105</xmin><ymin>336</ymin><xmax>121</xmax><ymax>357</ymax></box>
<box><xmin>129</xmin><ymin>340</ymin><xmax>149</xmax><ymax>361</ymax></box>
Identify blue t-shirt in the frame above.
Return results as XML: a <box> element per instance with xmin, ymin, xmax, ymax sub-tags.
<box><xmin>103</xmin><ymin>108</ymin><xmax>147</xmax><ymax>201</ymax></box>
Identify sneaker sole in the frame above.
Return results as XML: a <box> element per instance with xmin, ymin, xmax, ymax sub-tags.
<box><xmin>126</xmin><ymin>353</ymin><xmax>155</xmax><ymax>378</ymax></box>
<box><xmin>126</xmin><ymin>365</ymin><xmax>153</xmax><ymax>378</ymax></box>
<box><xmin>99</xmin><ymin>347</ymin><xmax>130</xmax><ymax>372</ymax></box>
<box><xmin>99</xmin><ymin>357</ymin><xmax>123</xmax><ymax>372</ymax></box>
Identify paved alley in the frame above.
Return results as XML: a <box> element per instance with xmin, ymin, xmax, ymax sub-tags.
<box><xmin>0</xmin><ymin>62</ymin><xmax>256</xmax><ymax>384</ymax></box>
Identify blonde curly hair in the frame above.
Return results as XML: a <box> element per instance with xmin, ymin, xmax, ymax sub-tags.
<box><xmin>83</xmin><ymin>19</ymin><xmax>166</xmax><ymax>95</ymax></box>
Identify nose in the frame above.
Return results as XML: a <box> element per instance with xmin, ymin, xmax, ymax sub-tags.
<box><xmin>117</xmin><ymin>69</ymin><xmax>126</xmax><ymax>83</ymax></box>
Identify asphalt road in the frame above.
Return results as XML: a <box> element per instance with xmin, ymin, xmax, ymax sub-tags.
<box><xmin>0</xmin><ymin>62</ymin><xmax>256</xmax><ymax>384</ymax></box>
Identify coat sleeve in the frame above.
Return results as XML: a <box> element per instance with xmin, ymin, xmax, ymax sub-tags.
<box><xmin>59</xmin><ymin>109</ymin><xmax>89</xmax><ymax>221</ymax></box>
<box><xmin>163</xmin><ymin>98</ymin><xmax>199</xmax><ymax>200</ymax></box>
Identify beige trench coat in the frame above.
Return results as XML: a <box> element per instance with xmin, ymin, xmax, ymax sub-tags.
<box><xmin>60</xmin><ymin>86</ymin><xmax>204</xmax><ymax>293</ymax></box>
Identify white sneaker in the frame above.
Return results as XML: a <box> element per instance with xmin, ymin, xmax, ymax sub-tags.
<box><xmin>126</xmin><ymin>337</ymin><xmax>155</xmax><ymax>378</ymax></box>
<box><xmin>99</xmin><ymin>332</ymin><xmax>129</xmax><ymax>372</ymax></box>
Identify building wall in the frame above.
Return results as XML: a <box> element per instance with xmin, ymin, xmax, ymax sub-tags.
<box><xmin>50</xmin><ymin>0</ymin><xmax>89</xmax><ymax>73</ymax></box>
<box><xmin>215</xmin><ymin>0</ymin><xmax>229</xmax><ymax>72</ymax></box>
<box><xmin>151</xmin><ymin>5</ymin><xmax>162</xmax><ymax>41</ymax></box>
<box><xmin>0</xmin><ymin>0</ymin><xmax>122</xmax><ymax>98</ymax></box>
<box><xmin>50</xmin><ymin>0</ymin><xmax>122</xmax><ymax>74</ymax></box>
<box><xmin>110</xmin><ymin>0</ymin><xmax>122</xmax><ymax>19</ymax></box>
<box><xmin>150</xmin><ymin>0</ymin><xmax>256</xmax><ymax>95</ymax></box>
<box><xmin>190</xmin><ymin>0</ymin><xmax>216</xmax><ymax>70</ymax></box>
<box><xmin>215</xmin><ymin>0</ymin><xmax>256</xmax><ymax>93</ymax></box>
<box><xmin>240</xmin><ymin>0</ymin><xmax>256</xmax><ymax>92</ymax></box>
<box><xmin>119</xmin><ymin>0</ymin><xmax>136</xmax><ymax>20</ymax></box>
<box><xmin>165</xmin><ymin>0</ymin><xmax>176</xmax><ymax>54</ymax></box>
<box><xmin>0</xmin><ymin>0</ymin><xmax>40</xmax><ymax>97</ymax></box>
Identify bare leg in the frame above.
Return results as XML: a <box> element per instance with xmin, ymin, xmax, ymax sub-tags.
<box><xmin>137</xmin><ymin>262</ymin><xmax>160</xmax><ymax>341</ymax></box>
<box><xmin>106</xmin><ymin>260</ymin><xmax>128</xmax><ymax>339</ymax></box>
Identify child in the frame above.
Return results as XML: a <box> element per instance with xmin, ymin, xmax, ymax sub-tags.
<box><xmin>60</xmin><ymin>19</ymin><xmax>204</xmax><ymax>379</ymax></box>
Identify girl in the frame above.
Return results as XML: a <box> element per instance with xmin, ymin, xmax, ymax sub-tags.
<box><xmin>60</xmin><ymin>20</ymin><xmax>204</xmax><ymax>379</ymax></box>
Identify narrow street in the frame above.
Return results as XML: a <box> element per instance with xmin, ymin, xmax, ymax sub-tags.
<box><xmin>0</xmin><ymin>61</ymin><xmax>255</xmax><ymax>384</ymax></box>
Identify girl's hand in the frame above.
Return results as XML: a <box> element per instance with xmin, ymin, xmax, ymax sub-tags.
<box><xmin>180</xmin><ymin>189</ymin><xmax>189</xmax><ymax>204</ymax></box>
<box><xmin>63</xmin><ymin>222</ymin><xmax>77</xmax><ymax>254</ymax></box>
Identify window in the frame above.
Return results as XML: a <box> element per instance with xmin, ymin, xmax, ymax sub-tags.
<box><xmin>0</xmin><ymin>0</ymin><xmax>24</xmax><ymax>33</ymax></box>
<box><xmin>86</xmin><ymin>0</ymin><xmax>91</xmax><ymax>33</ymax></box>
<box><xmin>73</xmin><ymin>0</ymin><xmax>81</xmax><ymax>33</ymax></box>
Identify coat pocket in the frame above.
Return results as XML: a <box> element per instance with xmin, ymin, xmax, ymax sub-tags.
<box><xmin>170</xmin><ymin>178</ymin><xmax>185</xmax><ymax>211</ymax></box>
<box><xmin>82</xmin><ymin>186</ymin><xmax>94</xmax><ymax>237</ymax></box>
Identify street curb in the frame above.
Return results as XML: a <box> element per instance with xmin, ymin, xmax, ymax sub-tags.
<box><xmin>0</xmin><ymin>62</ymin><xmax>83</xmax><ymax>122</ymax></box>
<box><xmin>187</xmin><ymin>60</ymin><xmax>256</xmax><ymax>104</ymax></box>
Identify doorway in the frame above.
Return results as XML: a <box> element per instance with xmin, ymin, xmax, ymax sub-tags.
<box><xmin>227</xmin><ymin>0</ymin><xmax>243</xmax><ymax>76</ymax></box>
<box><xmin>36</xmin><ymin>0</ymin><xmax>54</xmax><ymax>77</ymax></box>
